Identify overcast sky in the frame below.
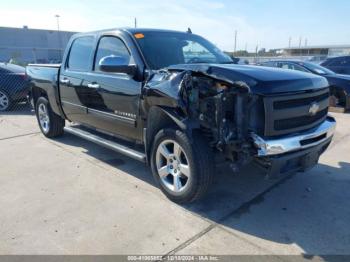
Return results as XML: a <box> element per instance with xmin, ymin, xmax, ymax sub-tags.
<box><xmin>0</xmin><ymin>0</ymin><xmax>349</xmax><ymax>52</ymax></box>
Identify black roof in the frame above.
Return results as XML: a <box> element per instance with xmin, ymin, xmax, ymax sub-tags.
<box><xmin>76</xmin><ymin>27</ymin><xmax>191</xmax><ymax>37</ymax></box>
<box><xmin>125</xmin><ymin>28</ymin><xmax>189</xmax><ymax>34</ymax></box>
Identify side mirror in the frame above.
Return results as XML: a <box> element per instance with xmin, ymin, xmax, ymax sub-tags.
<box><xmin>99</xmin><ymin>56</ymin><xmax>137</xmax><ymax>75</ymax></box>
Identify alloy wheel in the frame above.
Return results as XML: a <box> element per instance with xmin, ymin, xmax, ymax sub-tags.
<box><xmin>38</xmin><ymin>103</ymin><xmax>50</xmax><ymax>133</ymax></box>
<box><xmin>156</xmin><ymin>139</ymin><xmax>191</xmax><ymax>193</ymax></box>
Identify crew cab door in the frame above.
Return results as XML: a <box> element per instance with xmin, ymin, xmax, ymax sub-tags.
<box><xmin>83</xmin><ymin>35</ymin><xmax>143</xmax><ymax>140</ymax></box>
<box><xmin>59</xmin><ymin>35</ymin><xmax>96</xmax><ymax>125</ymax></box>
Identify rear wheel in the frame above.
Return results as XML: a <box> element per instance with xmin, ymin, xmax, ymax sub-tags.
<box><xmin>151</xmin><ymin>128</ymin><xmax>214</xmax><ymax>204</ymax></box>
<box><xmin>0</xmin><ymin>89</ymin><xmax>11</xmax><ymax>111</ymax></box>
<box><xmin>35</xmin><ymin>97</ymin><xmax>65</xmax><ymax>137</ymax></box>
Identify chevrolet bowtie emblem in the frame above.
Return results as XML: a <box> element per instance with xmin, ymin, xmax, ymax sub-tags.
<box><xmin>309</xmin><ymin>102</ymin><xmax>320</xmax><ymax>116</ymax></box>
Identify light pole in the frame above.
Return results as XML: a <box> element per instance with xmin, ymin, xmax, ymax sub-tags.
<box><xmin>234</xmin><ymin>30</ymin><xmax>237</xmax><ymax>53</ymax></box>
<box><xmin>55</xmin><ymin>14</ymin><xmax>62</xmax><ymax>61</ymax></box>
<box><xmin>55</xmin><ymin>14</ymin><xmax>60</xmax><ymax>31</ymax></box>
<box><xmin>288</xmin><ymin>37</ymin><xmax>292</xmax><ymax>48</ymax></box>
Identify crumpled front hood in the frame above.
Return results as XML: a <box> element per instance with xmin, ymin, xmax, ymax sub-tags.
<box><xmin>167</xmin><ymin>64</ymin><xmax>329</xmax><ymax>95</ymax></box>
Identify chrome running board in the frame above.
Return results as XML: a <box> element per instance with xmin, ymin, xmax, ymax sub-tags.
<box><xmin>64</xmin><ymin>126</ymin><xmax>146</xmax><ymax>163</ymax></box>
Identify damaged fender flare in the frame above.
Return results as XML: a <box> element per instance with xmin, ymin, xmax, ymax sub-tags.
<box><xmin>143</xmin><ymin>105</ymin><xmax>200</xmax><ymax>164</ymax></box>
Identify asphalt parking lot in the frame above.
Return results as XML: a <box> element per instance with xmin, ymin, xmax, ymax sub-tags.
<box><xmin>0</xmin><ymin>107</ymin><xmax>349</xmax><ymax>257</ymax></box>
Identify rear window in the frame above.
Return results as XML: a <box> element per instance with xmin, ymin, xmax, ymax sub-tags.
<box><xmin>68</xmin><ymin>36</ymin><xmax>95</xmax><ymax>71</ymax></box>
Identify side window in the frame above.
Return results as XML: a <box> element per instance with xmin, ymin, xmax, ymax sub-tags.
<box><xmin>280</xmin><ymin>63</ymin><xmax>291</xmax><ymax>69</ymax></box>
<box><xmin>340</xmin><ymin>57</ymin><xmax>350</xmax><ymax>66</ymax></box>
<box><xmin>321</xmin><ymin>59</ymin><xmax>330</xmax><ymax>66</ymax></box>
<box><xmin>328</xmin><ymin>58</ymin><xmax>341</xmax><ymax>66</ymax></box>
<box><xmin>68</xmin><ymin>36</ymin><xmax>94</xmax><ymax>71</ymax></box>
<box><xmin>94</xmin><ymin>36</ymin><xmax>131</xmax><ymax>71</ymax></box>
<box><xmin>263</xmin><ymin>61</ymin><xmax>275</xmax><ymax>67</ymax></box>
<box><xmin>279</xmin><ymin>63</ymin><xmax>307</xmax><ymax>72</ymax></box>
<box><xmin>291</xmin><ymin>64</ymin><xmax>308</xmax><ymax>72</ymax></box>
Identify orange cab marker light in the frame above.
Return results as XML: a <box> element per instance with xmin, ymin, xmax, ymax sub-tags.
<box><xmin>134</xmin><ymin>33</ymin><xmax>144</xmax><ymax>39</ymax></box>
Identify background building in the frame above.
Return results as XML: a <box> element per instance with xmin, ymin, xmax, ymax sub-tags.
<box><xmin>0</xmin><ymin>26</ymin><xmax>76</xmax><ymax>65</ymax></box>
<box><xmin>231</xmin><ymin>45</ymin><xmax>350</xmax><ymax>64</ymax></box>
<box><xmin>279</xmin><ymin>45</ymin><xmax>350</xmax><ymax>57</ymax></box>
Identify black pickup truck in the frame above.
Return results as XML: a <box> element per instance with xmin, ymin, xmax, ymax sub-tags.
<box><xmin>26</xmin><ymin>28</ymin><xmax>336</xmax><ymax>203</ymax></box>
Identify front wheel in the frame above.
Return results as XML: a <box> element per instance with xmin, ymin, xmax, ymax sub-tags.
<box><xmin>150</xmin><ymin>128</ymin><xmax>214</xmax><ymax>204</ymax></box>
<box><xmin>35</xmin><ymin>97</ymin><xmax>65</xmax><ymax>138</ymax></box>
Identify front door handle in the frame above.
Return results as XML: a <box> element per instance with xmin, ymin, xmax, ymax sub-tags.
<box><xmin>60</xmin><ymin>78</ymin><xmax>70</xmax><ymax>84</ymax></box>
<box><xmin>87</xmin><ymin>83</ymin><xmax>100</xmax><ymax>89</ymax></box>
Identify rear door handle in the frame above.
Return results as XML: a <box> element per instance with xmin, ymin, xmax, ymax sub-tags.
<box><xmin>87</xmin><ymin>83</ymin><xmax>100</xmax><ymax>89</ymax></box>
<box><xmin>60</xmin><ymin>78</ymin><xmax>70</xmax><ymax>84</ymax></box>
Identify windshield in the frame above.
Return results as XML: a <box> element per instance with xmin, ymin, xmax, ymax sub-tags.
<box><xmin>302</xmin><ymin>62</ymin><xmax>335</xmax><ymax>75</ymax></box>
<box><xmin>133</xmin><ymin>31</ymin><xmax>233</xmax><ymax>70</ymax></box>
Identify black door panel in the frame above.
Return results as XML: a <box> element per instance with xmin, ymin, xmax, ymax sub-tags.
<box><xmin>60</xmin><ymin>35</ymin><xmax>96</xmax><ymax>124</ymax></box>
<box><xmin>59</xmin><ymin>33</ymin><xmax>144</xmax><ymax>141</ymax></box>
<box><xmin>82</xmin><ymin>35</ymin><xmax>142</xmax><ymax>140</ymax></box>
<box><xmin>84</xmin><ymin>72</ymin><xmax>141</xmax><ymax>140</ymax></box>
<box><xmin>59</xmin><ymin>74</ymin><xmax>90</xmax><ymax>123</ymax></box>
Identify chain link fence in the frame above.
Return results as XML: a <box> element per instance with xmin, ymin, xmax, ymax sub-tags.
<box><xmin>0</xmin><ymin>65</ymin><xmax>31</xmax><ymax>114</ymax></box>
<box><xmin>0</xmin><ymin>47</ymin><xmax>64</xmax><ymax>115</ymax></box>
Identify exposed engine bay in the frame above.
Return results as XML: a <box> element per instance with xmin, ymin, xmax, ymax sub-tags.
<box><xmin>144</xmin><ymin>69</ymin><xmax>261</xmax><ymax>173</ymax></box>
<box><xmin>180</xmin><ymin>72</ymin><xmax>260</xmax><ymax>170</ymax></box>
<box><xmin>144</xmin><ymin>64</ymin><xmax>333</xmax><ymax>175</ymax></box>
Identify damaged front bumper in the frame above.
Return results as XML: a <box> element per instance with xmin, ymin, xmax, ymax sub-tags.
<box><xmin>251</xmin><ymin>116</ymin><xmax>336</xmax><ymax>176</ymax></box>
<box><xmin>252</xmin><ymin>116</ymin><xmax>336</xmax><ymax>157</ymax></box>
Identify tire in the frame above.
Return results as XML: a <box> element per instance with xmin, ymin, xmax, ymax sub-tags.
<box><xmin>150</xmin><ymin>128</ymin><xmax>214</xmax><ymax>204</ymax></box>
<box><xmin>35</xmin><ymin>97</ymin><xmax>65</xmax><ymax>138</ymax></box>
<box><xmin>0</xmin><ymin>89</ymin><xmax>12</xmax><ymax>112</ymax></box>
<box><xmin>331</xmin><ymin>88</ymin><xmax>349</xmax><ymax>110</ymax></box>
<box><xmin>341</xmin><ymin>91</ymin><xmax>350</xmax><ymax>110</ymax></box>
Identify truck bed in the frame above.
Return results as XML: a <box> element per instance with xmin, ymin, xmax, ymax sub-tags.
<box><xmin>26</xmin><ymin>63</ymin><xmax>60</xmax><ymax>87</ymax></box>
<box><xmin>26</xmin><ymin>63</ymin><xmax>61</xmax><ymax>115</ymax></box>
<box><xmin>27</xmin><ymin>64</ymin><xmax>61</xmax><ymax>68</ymax></box>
